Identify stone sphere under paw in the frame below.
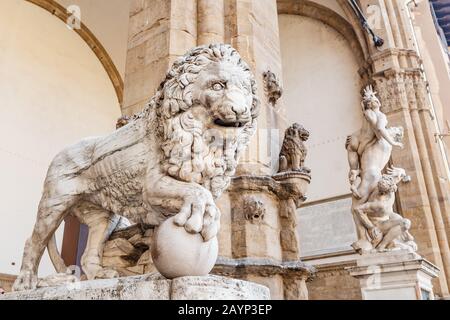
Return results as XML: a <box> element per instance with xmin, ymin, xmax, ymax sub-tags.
<box><xmin>151</xmin><ymin>217</ymin><xmax>218</xmax><ymax>279</ymax></box>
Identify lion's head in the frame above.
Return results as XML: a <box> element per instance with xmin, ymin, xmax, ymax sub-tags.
<box><xmin>138</xmin><ymin>44</ymin><xmax>259</xmax><ymax>198</ymax></box>
<box><xmin>289</xmin><ymin>123</ymin><xmax>310</xmax><ymax>142</ymax></box>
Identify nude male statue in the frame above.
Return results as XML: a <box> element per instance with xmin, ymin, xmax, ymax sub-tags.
<box><xmin>353</xmin><ymin>167</ymin><xmax>416</xmax><ymax>252</ymax></box>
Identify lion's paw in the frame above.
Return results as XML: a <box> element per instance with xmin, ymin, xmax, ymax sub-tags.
<box><xmin>12</xmin><ymin>270</ymin><xmax>38</xmax><ymax>292</ymax></box>
<box><xmin>173</xmin><ymin>189</ymin><xmax>221</xmax><ymax>241</ymax></box>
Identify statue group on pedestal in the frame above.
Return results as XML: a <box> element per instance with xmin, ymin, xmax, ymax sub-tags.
<box><xmin>346</xmin><ymin>86</ymin><xmax>417</xmax><ymax>254</ymax></box>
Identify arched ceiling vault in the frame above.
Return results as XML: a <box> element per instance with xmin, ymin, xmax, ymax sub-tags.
<box><xmin>25</xmin><ymin>0</ymin><xmax>124</xmax><ymax>106</ymax></box>
<box><xmin>277</xmin><ymin>0</ymin><xmax>372</xmax><ymax>77</ymax></box>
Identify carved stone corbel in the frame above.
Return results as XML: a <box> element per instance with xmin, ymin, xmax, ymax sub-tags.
<box><xmin>263</xmin><ymin>70</ymin><xmax>283</xmax><ymax>106</ymax></box>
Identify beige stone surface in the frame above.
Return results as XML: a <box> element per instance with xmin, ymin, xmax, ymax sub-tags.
<box><xmin>171</xmin><ymin>276</ymin><xmax>270</xmax><ymax>300</ymax></box>
<box><xmin>137</xmin><ymin>250</ymin><xmax>152</xmax><ymax>266</ymax></box>
<box><xmin>349</xmin><ymin>250</ymin><xmax>440</xmax><ymax>300</ymax></box>
<box><xmin>197</xmin><ymin>0</ymin><xmax>225</xmax><ymax>45</ymax></box>
<box><xmin>305</xmin><ymin>253</ymin><xmax>362</xmax><ymax>301</ymax></box>
<box><xmin>308</xmin><ymin>268</ymin><xmax>362</xmax><ymax>300</ymax></box>
<box><xmin>298</xmin><ymin>197</ymin><xmax>357</xmax><ymax>257</ymax></box>
<box><xmin>2</xmin><ymin>274</ymin><xmax>170</xmax><ymax>300</ymax></box>
<box><xmin>1</xmin><ymin>275</ymin><xmax>269</xmax><ymax>300</ymax></box>
<box><xmin>213</xmin><ymin>257</ymin><xmax>314</xmax><ymax>300</ymax></box>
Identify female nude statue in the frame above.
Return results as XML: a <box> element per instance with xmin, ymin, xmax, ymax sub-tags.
<box><xmin>346</xmin><ymin>86</ymin><xmax>404</xmax><ymax>202</ymax></box>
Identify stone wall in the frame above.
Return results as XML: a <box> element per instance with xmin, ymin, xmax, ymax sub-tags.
<box><xmin>307</xmin><ymin>261</ymin><xmax>362</xmax><ymax>300</ymax></box>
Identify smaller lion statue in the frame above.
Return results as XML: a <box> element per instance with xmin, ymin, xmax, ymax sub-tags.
<box><xmin>278</xmin><ymin>123</ymin><xmax>310</xmax><ymax>173</ymax></box>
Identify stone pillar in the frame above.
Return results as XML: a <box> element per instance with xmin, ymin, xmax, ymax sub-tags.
<box><xmin>349</xmin><ymin>250</ymin><xmax>439</xmax><ymax>300</ymax></box>
<box><xmin>122</xmin><ymin>0</ymin><xmax>197</xmax><ymax>115</ymax></box>
<box><xmin>197</xmin><ymin>0</ymin><xmax>225</xmax><ymax>45</ymax></box>
<box><xmin>359</xmin><ymin>0</ymin><xmax>450</xmax><ymax>297</ymax></box>
<box><xmin>225</xmin><ymin>0</ymin><xmax>286</xmax><ymax>175</ymax></box>
<box><xmin>213</xmin><ymin>171</ymin><xmax>314</xmax><ymax>300</ymax></box>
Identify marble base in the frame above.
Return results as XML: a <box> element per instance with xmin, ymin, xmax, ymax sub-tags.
<box><xmin>348</xmin><ymin>250</ymin><xmax>439</xmax><ymax>300</ymax></box>
<box><xmin>0</xmin><ymin>274</ymin><xmax>270</xmax><ymax>300</ymax></box>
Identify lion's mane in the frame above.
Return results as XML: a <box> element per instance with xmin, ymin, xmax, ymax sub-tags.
<box><xmin>134</xmin><ymin>44</ymin><xmax>259</xmax><ymax>198</ymax></box>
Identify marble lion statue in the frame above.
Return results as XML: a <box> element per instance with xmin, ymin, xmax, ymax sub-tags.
<box><xmin>278</xmin><ymin>123</ymin><xmax>310</xmax><ymax>173</ymax></box>
<box><xmin>13</xmin><ymin>44</ymin><xmax>259</xmax><ymax>291</ymax></box>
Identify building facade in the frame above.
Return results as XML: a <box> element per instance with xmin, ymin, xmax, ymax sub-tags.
<box><xmin>1</xmin><ymin>0</ymin><xmax>450</xmax><ymax>300</ymax></box>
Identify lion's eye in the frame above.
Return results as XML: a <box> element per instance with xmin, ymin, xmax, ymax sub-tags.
<box><xmin>212</xmin><ymin>83</ymin><xmax>224</xmax><ymax>91</ymax></box>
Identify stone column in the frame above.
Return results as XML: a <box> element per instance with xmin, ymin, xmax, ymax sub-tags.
<box><xmin>197</xmin><ymin>0</ymin><xmax>225</xmax><ymax>45</ymax></box>
<box><xmin>359</xmin><ymin>0</ymin><xmax>450</xmax><ymax>297</ymax></box>
<box><xmin>225</xmin><ymin>0</ymin><xmax>286</xmax><ymax>175</ymax></box>
<box><xmin>122</xmin><ymin>0</ymin><xmax>197</xmax><ymax>115</ymax></box>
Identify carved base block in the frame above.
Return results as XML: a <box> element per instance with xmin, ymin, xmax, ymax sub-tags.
<box><xmin>348</xmin><ymin>250</ymin><xmax>439</xmax><ymax>300</ymax></box>
<box><xmin>0</xmin><ymin>274</ymin><xmax>270</xmax><ymax>300</ymax></box>
<box><xmin>213</xmin><ymin>257</ymin><xmax>315</xmax><ymax>300</ymax></box>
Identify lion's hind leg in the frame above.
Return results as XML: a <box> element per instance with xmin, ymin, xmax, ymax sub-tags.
<box><xmin>74</xmin><ymin>204</ymin><xmax>119</xmax><ymax>280</ymax></box>
<box><xmin>12</xmin><ymin>193</ymin><xmax>78</xmax><ymax>291</ymax></box>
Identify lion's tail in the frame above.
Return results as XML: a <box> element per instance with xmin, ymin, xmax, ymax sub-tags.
<box><xmin>47</xmin><ymin>231</ymin><xmax>68</xmax><ymax>274</ymax></box>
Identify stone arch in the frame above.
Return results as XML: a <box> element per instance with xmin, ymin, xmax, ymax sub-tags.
<box><xmin>26</xmin><ymin>0</ymin><xmax>124</xmax><ymax>105</ymax></box>
<box><xmin>277</xmin><ymin>0</ymin><xmax>371</xmax><ymax>78</ymax></box>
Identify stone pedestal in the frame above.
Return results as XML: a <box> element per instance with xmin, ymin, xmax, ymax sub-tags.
<box><xmin>222</xmin><ymin>172</ymin><xmax>314</xmax><ymax>300</ymax></box>
<box><xmin>0</xmin><ymin>274</ymin><xmax>270</xmax><ymax>300</ymax></box>
<box><xmin>348</xmin><ymin>250</ymin><xmax>440</xmax><ymax>300</ymax></box>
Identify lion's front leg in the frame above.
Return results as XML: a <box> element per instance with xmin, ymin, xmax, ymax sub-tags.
<box><xmin>145</xmin><ymin>175</ymin><xmax>221</xmax><ymax>241</ymax></box>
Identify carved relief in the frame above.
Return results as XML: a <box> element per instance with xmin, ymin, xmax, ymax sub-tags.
<box><xmin>243</xmin><ymin>197</ymin><xmax>265</xmax><ymax>223</ymax></box>
<box><xmin>263</xmin><ymin>70</ymin><xmax>283</xmax><ymax>106</ymax></box>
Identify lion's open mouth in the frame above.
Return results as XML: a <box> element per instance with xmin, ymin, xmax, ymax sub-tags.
<box><xmin>214</xmin><ymin>119</ymin><xmax>247</xmax><ymax>128</ymax></box>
